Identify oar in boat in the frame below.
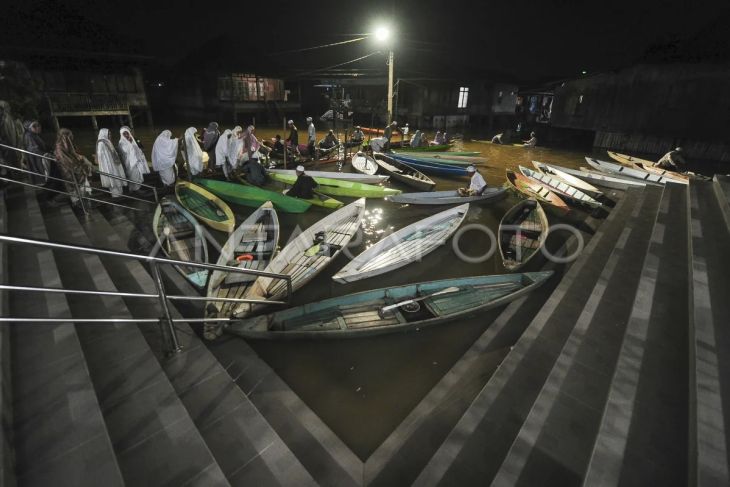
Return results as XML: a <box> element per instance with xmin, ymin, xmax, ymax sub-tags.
<box><xmin>379</xmin><ymin>287</ymin><xmax>461</xmax><ymax>315</ymax></box>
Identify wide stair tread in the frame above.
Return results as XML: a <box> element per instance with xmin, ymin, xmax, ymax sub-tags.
<box><xmin>78</xmin><ymin>207</ymin><xmax>315</xmax><ymax>486</ymax></box>
<box><xmin>36</xmin><ymin>197</ymin><xmax>229</xmax><ymax>486</ymax></box>
<box><xmin>690</xmin><ymin>179</ymin><xmax>730</xmax><ymax>486</ymax></box>
<box><xmin>5</xmin><ymin>187</ymin><xmax>124</xmax><ymax>487</ymax></box>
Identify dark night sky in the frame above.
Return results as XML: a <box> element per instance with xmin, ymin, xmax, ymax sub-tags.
<box><xmin>4</xmin><ymin>0</ymin><xmax>729</xmax><ymax>82</ymax></box>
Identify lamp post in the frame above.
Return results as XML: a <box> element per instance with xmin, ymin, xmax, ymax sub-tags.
<box><xmin>375</xmin><ymin>26</ymin><xmax>394</xmax><ymax>124</ymax></box>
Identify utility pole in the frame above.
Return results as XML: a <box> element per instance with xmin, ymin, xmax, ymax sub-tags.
<box><xmin>387</xmin><ymin>50</ymin><xmax>394</xmax><ymax>124</ymax></box>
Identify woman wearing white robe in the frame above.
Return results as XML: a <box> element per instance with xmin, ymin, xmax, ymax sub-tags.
<box><xmin>215</xmin><ymin>128</ymin><xmax>232</xmax><ymax>178</ymax></box>
<box><xmin>118</xmin><ymin>126</ymin><xmax>150</xmax><ymax>192</ymax></box>
<box><xmin>96</xmin><ymin>128</ymin><xmax>126</xmax><ymax>198</ymax></box>
<box><xmin>226</xmin><ymin>126</ymin><xmax>244</xmax><ymax>177</ymax></box>
<box><xmin>184</xmin><ymin>127</ymin><xmax>205</xmax><ymax>176</ymax></box>
<box><xmin>152</xmin><ymin>130</ymin><xmax>179</xmax><ymax>186</ymax></box>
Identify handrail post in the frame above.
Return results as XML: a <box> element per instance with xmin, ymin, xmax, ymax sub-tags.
<box><xmin>286</xmin><ymin>276</ymin><xmax>293</xmax><ymax>305</ymax></box>
<box><xmin>149</xmin><ymin>261</ymin><xmax>182</xmax><ymax>354</ymax></box>
<box><xmin>152</xmin><ymin>187</ymin><xmax>159</xmax><ymax>204</ymax></box>
<box><xmin>69</xmin><ymin>169</ymin><xmax>88</xmax><ymax>215</ymax></box>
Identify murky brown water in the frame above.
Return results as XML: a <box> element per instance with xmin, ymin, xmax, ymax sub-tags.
<box><xmin>68</xmin><ymin>123</ymin><xmax>611</xmax><ymax>460</ymax></box>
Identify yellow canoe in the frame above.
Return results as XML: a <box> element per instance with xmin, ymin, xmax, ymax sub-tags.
<box><xmin>175</xmin><ymin>181</ymin><xmax>236</xmax><ymax>233</ymax></box>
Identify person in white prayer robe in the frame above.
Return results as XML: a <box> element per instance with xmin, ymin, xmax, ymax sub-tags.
<box><xmin>118</xmin><ymin>126</ymin><xmax>149</xmax><ymax>192</ymax></box>
<box><xmin>184</xmin><ymin>127</ymin><xmax>205</xmax><ymax>176</ymax></box>
<box><xmin>152</xmin><ymin>130</ymin><xmax>179</xmax><ymax>187</ymax></box>
<box><xmin>96</xmin><ymin>128</ymin><xmax>126</xmax><ymax>198</ymax></box>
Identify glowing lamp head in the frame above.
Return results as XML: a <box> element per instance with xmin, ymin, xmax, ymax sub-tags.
<box><xmin>374</xmin><ymin>26</ymin><xmax>391</xmax><ymax>42</ymax></box>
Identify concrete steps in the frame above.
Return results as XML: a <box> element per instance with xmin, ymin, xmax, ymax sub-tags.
<box><xmin>415</xmin><ymin>186</ymin><xmax>662</xmax><ymax>485</ymax></box>
<box><xmin>75</xmin><ymin>206</ymin><xmax>315</xmax><ymax>486</ymax></box>
<box><xmin>33</xmin><ymin>196</ymin><xmax>228</xmax><ymax>486</ymax></box>
<box><xmin>5</xmin><ymin>187</ymin><xmax>124</xmax><ymax>487</ymax></box>
<box><xmin>690</xmin><ymin>179</ymin><xmax>730</xmax><ymax>486</ymax></box>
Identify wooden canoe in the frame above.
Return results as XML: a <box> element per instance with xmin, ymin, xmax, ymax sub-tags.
<box><xmin>233</xmin><ymin>198</ymin><xmax>367</xmax><ymax>318</ymax></box>
<box><xmin>153</xmin><ymin>198</ymin><xmax>210</xmax><ymax>290</ymax></box>
<box><xmin>607</xmin><ymin>151</ymin><xmax>690</xmax><ymax>184</ymax></box>
<box><xmin>499</xmin><ymin>199</ymin><xmax>548</xmax><ymax>271</ymax></box>
<box><xmin>269</xmin><ymin>173</ymin><xmax>400</xmax><ymax>198</ymax></box>
<box><xmin>386</xmin><ymin>188</ymin><xmax>506</xmax><ymax>205</ymax></box>
<box><xmin>539</xmin><ymin>163</ymin><xmax>655</xmax><ymax>189</ymax></box>
<box><xmin>532</xmin><ymin>161</ymin><xmax>602</xmax><ymax>197</ymax></box>
<box><xmin>505</xmin><ymin>170</ymin><xmax>569</xmax><ymax>214</ymax></box>
<box><xmin>232</xmin><ymin>176</ymin><xmax>344</xmax><ymax>210</ymax></box>
<box><xmin>518</xmin><ymin>166</ymin><xmax>602</xmax><ymax>208</ymax></box>
<box><xmin>332</xmin><ymin>203</ymin><xmax>469</xmax><ymax>283</ymax></box>
<box><xmin>388</xmin><ymin>154</ymin><xmax>470</xmax><ymax>177</ymax></box>
<box><xmin>226</xmin><ymin>272</ymin><xmax>553</xmax><ymax>339</ymax></box>
<box><xmin>394</xmin><ymin>152</ymin><xmax>487</xmax><ymax>165</ymax></box>
<box><xmin>175</xmin><ymin>181</ymin><xmax>235</xmax><ymax>233</ymax></box>
<box><xmin>206</xmin><ymin>201</ymin><xmax>280</xmax><ymax>322</ymax></box>
<box><xmin>351</xmin><ymin>152</ymin><xmax>379</xmax><ymax>176</ymax></box>
<box><xmin>373</xmin><ymin>153</ymin><xmax>436</xmax><ymax>192</ymax></box>
<box><xmin>266</xmin><ymin>169</ymin><xmax>389</xmax><ymax>185</ymax></box>
<box><xmin>585</xmin><ymin>158</ymin><xmax>678</xmax><ymax>185</ymax></box>
<box><xmin>195</xmin><ymin>178</ymin><xmax>313</xmax><ymax>214</ymax></box>
<box><xmin>390</xmin><ymin>153</ymin><xmax>473</xmax><ymax>166</ymax></box>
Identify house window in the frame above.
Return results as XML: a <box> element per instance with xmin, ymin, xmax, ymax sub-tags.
<box><xmin>457</xmin><ymin>87</ymin><xmax>469</xmax><ymax>108</ymax></box>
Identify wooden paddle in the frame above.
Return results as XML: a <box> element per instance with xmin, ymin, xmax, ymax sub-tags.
<box><xmin>379</xmin><ymin>286</ymin><xmax>460</xmax><ymax>315</ymax></box>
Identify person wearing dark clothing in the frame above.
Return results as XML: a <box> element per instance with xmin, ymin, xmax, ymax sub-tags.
<box><xmin>383</xmin><ymin>121</ymin><xmax>401</xmax><ymax>152</ymax></box>
<box><xmin>241</xmin><ymin>159</ymin><xmax>268</xmax><ymax>187</ymax></box>
<box><xmin>202</xmin><ymin>122</ymin><xmax>220</xmax><ymax>167</ymax></box>
<box><xmin>287</xmin><ymin>165</ymin><xmax>318</xmax><ymax>199</ymax></box>
<box><xmin>286</xmin><ymin>120</ymin><xmax>299</xmax><ymax>155</ymax></box>
<box><xmin>23</xmin><ymin>120</ymin><xmax>48</xmax><ymax>184</ymax></box>
<box><xmin>273</xmin><ymin>134</ymin><xmax>285</xmax><ymax>153</ymax></box>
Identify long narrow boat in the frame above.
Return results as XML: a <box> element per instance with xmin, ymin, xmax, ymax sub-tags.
<box><xmin>532</xmin><ymin>161</ymin><xmax>602</xmax><ymax>197</ymax></box>
<box><xmin>233</xmin><ymin>176</ymin><xmax>343</xmax><ymax>210</ymax></box>
<box><xmin>351</xmin><ymin>152</ymin><xmax>379</xmax><ymax>176</ymax></box>
<box><xmin>390</xmin><ymin>153</ymin><xmax>473</xmax><ymax>166</ymax></box>
<box><xmin>226</xmin><ymin>272</ymin><xmax>553</xmax><ymax>339</ymax></box>
<box><xmin>206</xmin><ymin>201</ymin><xmax>280</xmax><ymax>322</ymax></box>
<box><xmin>538</xmin><ymin>163</ymin><xmax>654</xmax><ymax>189</ymax></box>
<box><xmin>194</xmin><ymin>178</ymin><xmax>312</xmax><ymax>213</ymax></box>
<box><xmin>518</xmin><ymin>166</ymin><xmax>602</xmax><ymax>208</ymax></box>
<box><xmin>232</xmin><ymin>198</ymin><xmax>367</xmax><ymax>319</ymax></box>
<box><xmin>585</xmin><ymin>157</ymin><xmax>677</xmax><ymax>184</ymax></box>
<box><xmin>373</xmin><ymin>153</ymin><xmax>436</xmax><ymax>191</ymax></box>
<box><xmin>175</xmin><ymin>181</ymin><xmax>235</xmax><ymax>233</ymax></box>
<box><xmin>269</xmin><ymin>172</ymin><xmax>400</xmax><ymax>198</ymax></box>
<box><xmin>395</xmin><ymin>152</ymin><xmax>488</xmax><ymax>164</ymax></box>
<box><xmin>386</xmin><ymin>188</ymin><xmax>506</xmax><ymax>205</ymax></box>
<box><xmin>499</xmin><ymin>199</ymin><xmax>548</xmax><ymax>271</ymax></box>
<box><xmin>505</xmin><ymin>170</ymin><xmax>570</xmax><ymax>214</ymax></box>
<box><xmin>398</xmin><ymin>149</ymin><xmax>478</xmax><ymax>156</ymax></box>
<box><xmin>332</xmin><ymin>204</ymin><xmax>469</xmax><ymax>283</ymax></box>
<box><xmin>153</xmin><ymin>198</ymin><xmax>210</xmax><ymax>290</ymax></box>
<box><xmin>607</xmin><ymin>151</ymin><xmax>690</xmax><ymax>184</ymax></box>
<box><xmin>388</xmin><ymin>154</ymin><xmax>470</xmax><ymax>177</ymax></box>
<box><xmin>266</xmin><ymin>169</ymin><xmax>389</xmax><ymax>185</ymax></box>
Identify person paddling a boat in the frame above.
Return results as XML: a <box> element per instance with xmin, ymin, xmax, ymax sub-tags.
<box><xmin>655</xmin><ymin>147</ymin><xmax>686</xmax><ymax>171</ymax></box>
<box><xmin>491</xmin><ymin>133</ymin><xmax>505</xmax><ymax>144</ymax></box>
<box><xmin>287</xmin><ymin>165</ymin><xmax>318</xmax><ymax>199</ymax></box>
<box><xmin>432</xmin><ymin>131</ymin><xmax>445</xmax><ymax>145</ymax></box>
<box><xmin>458</xmin><ymin>165</ymin><xmax>487</xmax><ymax>196</ymax></box>
<box><xmin>351</xmin><ymin>126</ymin><xmax>365</xmax><ymax>145</ymax></box>
<box><xmin>523</xmin><ymin>131</ymin><xmax>537</xmax><ymax>147</ymax></box>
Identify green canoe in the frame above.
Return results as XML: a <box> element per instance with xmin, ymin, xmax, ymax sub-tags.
<box><xmin>194</xmin><ymin>178</ymin><xmax>312</xmax><ymax>214</ymax></box>
<box><xmin>397</xmin><ymin>143</ymin><xmax>453</xmax><ymax>152</ymax></box>
<box><xmin>236</xmin><ymin>176</ymin><xmax>344</xmax><ymax>210</ymax></box>
<box><xmin>269</xmin><ymin>173</ymin><xmax>401</xmax><ymax>198</ymax></box>
<box><xmin>397</xmin><ymin>150</ymin><xmax>481</xmax><ymax>157</ymax></box>
<box><xmin>391</xmin><ymin>153</ymin><xmax>472</xmax><ymax>166</ymax></box>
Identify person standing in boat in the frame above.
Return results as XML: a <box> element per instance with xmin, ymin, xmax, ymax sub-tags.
<box><xmin>491</xmin><ymin>133</ymin><xmax>505</xmax><ymax>144</ymax></box>
<box><xmin>286</xmin><ymin>120</ymin><xmax>300</xmax><ymax>156</ymax></box>
<box><xmin>458</xmin><ymin>165</ymin><xmax>487</xmax><ymax>196</ymax></box>
<box><xmin>151</xmin><ymin>129</ymin><xmax>179</xmax><ymax>188</ymax></box>
<box><xmin>97</xmin><ymin>128</ymin><xmax>127</xmax><ymax>197</ymax></box>
<box><xmin>202</xmin><ymin>122</ymin><xmax>220</xmax><ymax>167</ymax></box>
<box><xmin>409</xmin><ymin>130</ymin><xmax>423</xmax><ymax>148</ymax></box>
<box><xmin>402</xmin><ymin>123</ymin><xmax>409</xmax><ymax>136</ymax></box>
<box><xmin>306</xmin><ymin>116</ymin><xmax>317</xmax><ymax>161</ymax></box>
<box><xmin>118</xmin><ymin>126</ymin><xmax>150</xmax><ymax>192</ymax></box>
<box><xmin>523</xmin><ymin>131</ymin><xmax>537</xmax><ymax>147</ymax></box>
<box><xmin>383</xmin><ymin>121</ymin><xmax>401</xmax><ymax>151</ymax></box>
<box><xmin>23</xmin><ymin>120</ymin><xmax>48</xmax><ymax>185</ymax></box>
<box><xmin>214</xmin><ymin>128</ymin><xmax>232</xmax><ymax>178</ymax></box>
<box><xmin>655</xmin><ymin>147</ymin><xmax>687</xmax><ymax>171</ymax></box>
<box><xmin>432</xmin><ymin>131</ymin><xmax>445</xmax><ymax>145</ymax></box>
<box><xmin>319</xmin><ymin>129</ymin><xmax>338</xmax><ymax>150</ymax></box>
<box><xmin>287</xmin><ymin>165</ymin><xmax>318</xmax><ymax>199</ymax></box>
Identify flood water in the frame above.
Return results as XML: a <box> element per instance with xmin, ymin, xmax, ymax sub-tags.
<box><xmin>69</xmin><ymin>123</ymin><xmax>613</xmax><ymax>460</ymax></box>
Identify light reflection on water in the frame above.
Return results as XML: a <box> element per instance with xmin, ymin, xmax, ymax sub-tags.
<box><xmin>70</xmin><ymin>123</ymin><xmax>607</xmax><ymax>460</ymax></box>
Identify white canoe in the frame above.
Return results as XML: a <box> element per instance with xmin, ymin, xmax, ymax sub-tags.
<box><xmin>519</xmin><ymin>166</ymin><xmax>602</xmax><ymax>208</ymax></box>
<box><xmin>498</xmin><ymin>199</ymin><xmax>548</xmax><ymax>272</ymax></box>
<box><xmin>206</xmin><ymin>201</ymin><xmax>280</xmax><ymax>320</ymax></box>
<box><xmin>237</xmin><ymin>198</ymin><xmax>367</xmax><ymax>317</ymax></box>
<box><xmin>585</xmin><ymin>158</ymin><xmax>679</xmax><ymax>185</ymax></box>
<box><xmin>333</xmin><ymin>203</ymin><xmax>469</xmax><ymax>283</ymax></box>
<box><xmin>351</xmin><ymin>152</ymin><xmax>379</xmax><ymax>176</ymax></box>
<box><xmin>386</xmin><ymin>188</ymin><xmax>506</xmax><ymax>205</ymax></box>
<box><xmin>607</xmin><ymin>151</ymin><xmax>689</xmax><ymax>184</ymax></box>
<box><xmin>532</xmin><ymin>161</ymin><xmax>602</xmax><ymax>197</ymax></box>
<box><xmin>540</xmin><ymin>163</ymin><xmax>652</xmax><ymax>189</ymax></box>
<box><xmin>266</xmin><ymin>168</ymin><xmax>389</xmax><ymax>185</ymax></box>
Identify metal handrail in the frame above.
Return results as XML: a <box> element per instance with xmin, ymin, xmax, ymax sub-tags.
<box><xmin>0</xmin><ymin>142</ymin><xmax>160</xmax><ymax>200</ymax></box>
<box><xmin>0</xmin><ymin>233</ymin><xmax>294</xmax><ymax>353</ymax></box>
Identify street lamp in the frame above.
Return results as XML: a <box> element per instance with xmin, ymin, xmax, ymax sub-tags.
<box><xmin>374</xmin><ymin>25</ymin><xmax>394</xmax><ymax>124</ymax></box>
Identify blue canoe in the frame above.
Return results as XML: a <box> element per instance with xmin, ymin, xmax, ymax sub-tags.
<box><xmin>389</xmin><ymin>154</ymin><xmax>470</xmax><ymax>177</ymax></box>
